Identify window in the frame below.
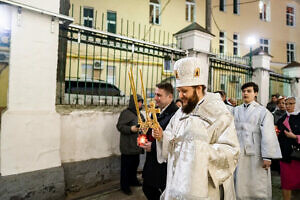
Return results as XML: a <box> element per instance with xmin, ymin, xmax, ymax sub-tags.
<box><xmin>81</xmin><ymin>64</ymin><xmax>93</xmax><ymax>80</ymax></box>
<box><xmin>233</xmin><ymin>0</ymin><xmax>240</xmax><ymax>14</ymax></box>
<box><xmin>233</xmin><ymin>33</ymin><xmax>239</xmax><ymax>56</ymax></box>
<box><xmin>107</xmin><ymin>66</ymin><xmax>115</xmax><ymax>84</ymax></box>
<box><xmin>260</xmin><ymin>38</ymin><xmax>270</xmax><ymax>53</ymax></box>
<box><xmin>286</xmin><ymin>6</ymin><xmax>295</xmax><ymax>26</ymax></box>
<box><xmin>186</xmin><ymin>0</ymin><xmax>195</xmax><ymax>22</ymax></box>
<box><xmin>150</xmin><ymin>0</ymin><xmax>160</xmax><ymax>25</ymax></box>
<box><xmin>219</xmin><ymin>31</ymin><xmax>226</xmax><ymax>54</ymax></box>
<box><xmin>107</xmin><ymin>11</ymin><xmax>117</xmax><ymax>33</ymax></box>
<box><xmin>259</xmin><ymin>0</ymin><xmax>271</xmax><ymax>22</ymax></box>
<box><xmin>220</xmin><ymin>0</ymin><xmax>226</xmax><ymax>12</ymax></box>
<box><xmin>287</xmin><ymin>43</ymin><xmax>295</xmax><ymax>63</ymax></box>
<box><xmin>83</xmin><ymin>7</ymin><xmax>94</xmax><ymax>28</ymax></box>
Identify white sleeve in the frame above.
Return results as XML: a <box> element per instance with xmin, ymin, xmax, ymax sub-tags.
<box><xmin>156</xmin><ymin>113</ymin><xmax>176</xmax><ymax>163</ymax></box>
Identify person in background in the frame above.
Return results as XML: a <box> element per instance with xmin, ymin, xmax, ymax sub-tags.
<box><xmin>116</xmin><ymin>95</ymin><xmax>144</xmax><ymax>195</ymax></box>
<box><xmin>141</xmin><ymin>82</ymin><xmax>178</xmax><ymax>200</ymax></box>
<box><xmin>214</xmin><ymin>90</ymin><xmax>233</xmax><ymax>112</ymax></box>
<box><xmin>276</xmin><ymin>97</ymin><xmax>300</xmax><ymax>200</ymax></box>
<box><xmin>267</xmin><ymin>94</ymin><xmax>279</xmax><ymax>112</ymax></box>
<box><xmin>175</xmin><ymin>99</ymin><xmax>183</xmax><ymax>108</ymax></box>
<box><xmin>272</xmin><ymin>97</ymin><xmax>286</xmax><ymax>173</ymax></box>
<box><xmin>228</xmin><ymin>98</ymin><xmax>237</xmax><ymax>107</ymax></box>
<box><xmin>273</xmin><ymin>96</ymin><xmax>286</xmax><ymax>124</ymax></box>
<box><xmin>233</xmin><ymin>82</ymin><xmax>282</xmax><ymax>200</ymax></box>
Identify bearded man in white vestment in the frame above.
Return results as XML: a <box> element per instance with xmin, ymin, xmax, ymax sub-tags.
<box><xmin>233</xmin><ymin>82</ymin><xmax>282</xmax><ymax>200</ymax></box>
<box><xmin>153</xmin><ymin>57</ymin><xmax>240</xmax><ymax>200</ymax></box>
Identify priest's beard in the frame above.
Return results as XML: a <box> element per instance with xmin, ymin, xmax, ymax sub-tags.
<box><xmin>182</xmin><ymin>89</ymin><xmax>199</xmax><ymax>114</ymax></box>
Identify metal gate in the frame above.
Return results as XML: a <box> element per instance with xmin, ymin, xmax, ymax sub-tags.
<box><xmin>269</xmin><ymin>72</ymin><xmax>293</xmax><ymax>98</ymax></box>
<box><xmin>208</xmin><ymin>55</ymin><xmax>252</xmax><ymax>104</ymax></box>
<box><xmin>57</xmin><ymin>24</ymin><xmax>185</xmax><ymax>105</ymax></box>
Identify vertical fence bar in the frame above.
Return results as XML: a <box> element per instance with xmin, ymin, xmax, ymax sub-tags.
<box><xmin>68</xmin><ymin>29</ymin><xmax>73</xmax><ymax>104</ymax></box>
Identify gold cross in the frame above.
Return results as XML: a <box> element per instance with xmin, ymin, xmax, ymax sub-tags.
<box><xmin>148</xmin><ymin>101</ymin><xmax>160</xmax><ymax>129</ymax></box>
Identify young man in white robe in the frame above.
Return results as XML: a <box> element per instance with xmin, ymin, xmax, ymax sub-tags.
<box><xmin>233</xmin><ymin>82</ymin><xmax>282</xmax><ymax>200</ymax></box>
<box><xmin>153</xmin><ymin>57</ymin><xmax>240</xmax><ymax>200</ymax></box>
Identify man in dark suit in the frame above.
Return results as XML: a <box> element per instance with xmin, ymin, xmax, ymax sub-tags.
<box><xmin>141</xmin><ymin>82</ymin><xmax>178</xmax><ymax>200</ymax></box>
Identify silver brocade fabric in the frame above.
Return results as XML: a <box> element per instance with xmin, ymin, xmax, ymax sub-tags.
<box><xmin>159</xmin><ymin>93</ymin><xmax>240</xmax><ymax>200</ymax></box>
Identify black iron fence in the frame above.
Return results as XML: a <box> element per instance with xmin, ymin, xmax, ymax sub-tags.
<box><xmin>57</xmin><ymin>24</ymin><xmax>185</xmax><ymax>105</ymax></box>
<box><xmin>208</xmin><ymin>55</ymin><xmax>252</xmax><ymax>104</ymax></box>
<box><xmin>269</xmin><ymin>72</ymin><xmax>293</xmax><ymax>98</ymax></box>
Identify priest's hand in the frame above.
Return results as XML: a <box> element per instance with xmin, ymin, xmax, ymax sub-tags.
<box><xmin>153</xmin><ymin>126</ymin><xmax>163</xmax><ymax>140</ymax></box>
<box><xmin>262</xmin><ymin>160</ymin><xmax>271</xmax><ymax>170</ymax></box>
<box><xmin>140</xmin><ymin>141</ymin><xmax>152</xmax><ymax>152</ymax></box>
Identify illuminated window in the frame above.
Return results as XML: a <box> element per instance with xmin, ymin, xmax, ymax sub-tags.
<box><xmin>186</xmin><ymin>0</ymin><xmax>195</xmax><ymax>22</ymax></box>
<box><xmin>286</xmin><ymin>6</ymin><xmax>295</xmax><ymax>26</ymax></box>
<box><xmin>259</xmin><ymin>0</ymin><xmax>271</xmax><ymax>22</ymax></box>
<box><xmin>150</xmin><ymin>0</ymin><xmax>160</xmax><ymax>25</ymax></box>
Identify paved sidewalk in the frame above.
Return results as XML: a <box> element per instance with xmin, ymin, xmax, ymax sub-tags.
<box><xmin>81</xmin><ymin>187</ymin><xmax>146</xmax><ymax>200</ymax></box>
<box><xmin>77</xmin><ymin>171</ymin><xmax>300</xmax><ymax>200</ymax></box>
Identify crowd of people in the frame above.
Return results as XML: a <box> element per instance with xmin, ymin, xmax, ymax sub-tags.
<box><xmin>116</xmin><ymin>57</ymin><xmax>300</xmax><ymax>200</ymax></box>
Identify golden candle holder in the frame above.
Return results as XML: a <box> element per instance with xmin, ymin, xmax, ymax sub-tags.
<box><xmin>128</xmin><ymin>68</ymin><xmax>161</xmax><ymax>136</ymax></box>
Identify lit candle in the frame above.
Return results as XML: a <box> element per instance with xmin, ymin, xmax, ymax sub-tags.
<box><xmin>138</xmin><ymin>134</ymin><xmax>147</xmax><ymax>146</ymax></box>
